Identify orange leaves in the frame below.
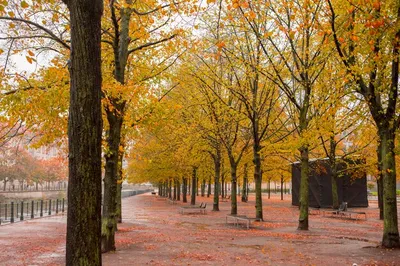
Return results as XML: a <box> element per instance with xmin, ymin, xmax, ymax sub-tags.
<box><xmin>372</xmin><ymin>1</ymin><xmax>380</xmax><ymax>10</ymax></box>
<box><xmin>248</xmin><ymin>10</ymin><xmax>256</xmax><ymax>20</ymax></box>
<box><xmin>216</xmin><ymin>41</ymin><xmax>225</xmax><ymax>50</ymax></box>
<box><xmin>25</xmin><ymin>56</ymin><xmax>34</xmax><ymax>64</ymax></box>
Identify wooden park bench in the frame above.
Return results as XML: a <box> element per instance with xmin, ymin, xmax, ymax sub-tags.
<box><xmin>226</xmin><ymin>214</ymin><xmax>260</xmax><ymax>229</ymax></box>
<box><xmin>155</xmin><ymin>196</ymin><xmax>168</xmax><ymax>201</ymax></box>
<box><xmin>323</xmin><ymin>202</ymin><xmax>347</xmax><ymax>217</ymax></box>
<box><xmin>221</xmin><ymin>195</ymin><xmax>231</xmax><ymax>202</ymax></box>
<box><xmin>339</xmin><ymin>210</ymin><xmax>367</xmax><ymax>220</ymax></box>
<box><xmin>323</xmin><ymin>202</ymin><xmax>367</xmax><ymax>220</ymax></box>
<box><xmin>168</xmin><ymin>198</ymin><xmax>177</xmax><ymax>205</ymax></box>
<box><xmin>179</xmin><ymin>203</ymin><xmax>207</xmax><ymax>214</ymax></box>
<box><xmin>308</xmin><ymin>207</ymin><xmax>320</xmax><ymax>215</ymax></box>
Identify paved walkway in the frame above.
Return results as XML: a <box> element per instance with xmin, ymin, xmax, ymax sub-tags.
<box><xmin>0</xmin><ymin>193</ymin><xmax>399</xmax><ymax>265</ymax></box>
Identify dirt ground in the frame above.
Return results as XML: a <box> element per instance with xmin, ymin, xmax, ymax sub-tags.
<box><xmin>0</xmin><ymin>193</ymin><xmax>399</xmax><ymax>265</ymax></box>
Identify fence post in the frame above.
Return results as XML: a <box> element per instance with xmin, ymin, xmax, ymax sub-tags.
<box><xmin>10</xmin><ymin>202</ymin><xmax>14</xmax><ymax>223</ymax></box>
<box><xmin>20</xmin><ymin>201</ymin><xmax>24</xmax><ymax>221</ymax></box>
<box><xmin>48</xmin><ymin>199</ymin><xmax>51</xmax><ymax>215</ymax></box>
<box><xmin>40</xmin><ymin>200</ymin><xmax>43</xmax><ymax>217</ymax></box>
<box><xmin>31</xmin><ymin>201</ymin><xmax>34</xmax><ymax>219</ymax></box>
<box><xmin>62</xmin><ymin>198</ymin><xmax>65</xmax><ymax>213</ymax></box>
<box><xmin>56</xmin><ymin>199</ymin><xmax>59</xmax><ymax>214</ymax></box>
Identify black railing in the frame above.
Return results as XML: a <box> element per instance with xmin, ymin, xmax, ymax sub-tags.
<box><xmin>121</xmin><ymin>189</ymin><xmax>152</xmax><ymax>198</ymax></box>
<box><xmin>0</xmin><ymin>198</ymin><xmax>67</xmax><ymax>225</ymax></box>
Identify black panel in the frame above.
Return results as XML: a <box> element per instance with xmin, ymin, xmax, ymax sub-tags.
<box><xmin>291</xmin><ymin>158</ymin><xmax>368</xmax><ymax>208</ymax></box>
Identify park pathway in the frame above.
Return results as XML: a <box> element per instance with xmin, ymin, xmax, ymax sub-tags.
<box><xmin>0</xmin><ymin>193</ymin><xmax>399</xmax><ymax>265</ymax></box>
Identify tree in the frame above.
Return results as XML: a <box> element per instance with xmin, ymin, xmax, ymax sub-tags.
<box><xmin>62</xmin><ymin>0</ymin><xmax>104</xmax><ymax>264</ymax></box>
<box><xmin>327</xmin><ymin>0</ymin><xmax>400</xmax><ymax>248</ymax></box>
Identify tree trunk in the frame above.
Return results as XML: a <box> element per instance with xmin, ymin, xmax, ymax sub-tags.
<box><xmin>242</xmin><ymin>163</ymin><xmax>248</xmax><ymax>202</ymax></box>
<box><xmin>213</xmin><ymin>152</ymin><xmax>221</xmax><ymax>211</ymax></box>
<box><xmin>102</xmin><ymin>112</ymin><xmax>123</xmax><ymax>253</ymax></box>
<box><xmin>379</xmin><ymin>129</ymin><xmax>400</xmax><ymax>248</ymax></box>
<box><xmin>221</xmin><ymin>175</ymin><xmax>225</xmax><ymax>198</ymax></box>
<box><xmin>188</xmin><ymin>178</ymin><xmax>190</xmax><ymax>195</ymax></box>
<box><xmin>377</xmin><ymin>177</ymin><xmax>384</xmax><ymax>220</ymax></box>
<box><xmin>173</xmin><ymin>180</ymin><xmax>177</xmax><ymax>200</ymax></box>
<box><xmin>281</xmin><ymin>177</ymin><xmax>284</xmax><ymax>200</ymax></box>
<box><xmin>254</xmin><ymin>142</ymin><xmax>263</xmax><ymax>220</ymax></box>
<box><xmin>297</xmin><ymin>145</ymin><xmax>309</xmax><ymax>230</ymax></box>
<box><xmin>116</xmin><ymin>148</ymin><xmax>124</xmax><ymax>224</ymax></box>
<box><xmin>230</xmin><ymin>161</ymin><xmax>238</xmax><ymax>215</ymax></box>
<box><xmin>64</xmin><ymin>0</ymin><xmax>103</xmax><ymax>264</ymax></box>
<box><xmin>377</xmin><ymin>140</ymin><xmax>384</xmax><ymax>220</ymax></box>
<box><xmin>177</xmin><ymin>180</ymin><xmax>181</xmax><ymax>201</ymax></box>
<box><xmin>116</xmin><ymin>181</ymin><xmax>122</xmax><ymax>223</ymax></box>
<box><xmin>182</xmin><ymin>177</ymin><xmax>187</xmax><ymax>203</ymax></box>
<box><xmin>191</xmin><ymin>167</ymin><xmax>197</xmax><ymax>205</ymax></box>
<box><xmin>329</xmin><ymin>136</ymin><xmax>339</xmax><ymax>209</ymax></box>
<box><xmin>169</xmin><ymin>179</ymin><xmax>172</xmax><ymax>199</ymax></box>
<box><xmin>207</xmin><ymin>178</ymin><xmax>211</xmax><ymax>197</ymax></box>
<box><xmin>201</xmin><ymin>179</ymin><xmax>206</xmax><ymax>197</ymax></box>
<box><xmin>268</xmin><ymin>179</ymin><xmax>271</xmax><ymax>199</ymax></box>
<box><xmin>197</xmin><ymin>179</ymin><xmax>199</xmax><ymax>196</ymax></box>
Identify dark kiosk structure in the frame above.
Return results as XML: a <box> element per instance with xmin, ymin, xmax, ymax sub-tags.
<box><xmin>292</xmin><ymin>158</ymin><xmax>368</xmax><ymax>208</ymax></box>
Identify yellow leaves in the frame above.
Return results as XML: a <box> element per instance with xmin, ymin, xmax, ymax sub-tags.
<box><xmin>0</xmin><ymin>49</ymin><xmax>3</xmax><ymax>54</ymax></box>
<box><xmin>263</xmin><ymin>31</ymin><xmax>273</xmax><ymax>38</ymax></box>
<box><xmin>8</xmin><ymin>11</ymin><xmax>14</xmax><ymax>17</ymax></box>
<box><xmin>288</xmin><ymin>30</ymin><xmax>295</xmax><ymax>40</ymax></box>
<box><xmin>347</xmin><ymin>6</ymin><xmax>355</xmax><ymax>14</ymax></box>
<box><xmin>52</xmin><ymin>13</ymin><xmax>59</xmax><ymax>23</ymax></box>
<box><xmin>248</xmin><ymin>11</ymin><xmax>256</xmax><ymax>20</ymax></box>
<box><xmin>119</xmin><ymin>145</ymin><xmax>124</xmax><ymax>153</ymax></box>
<box><xmin>206</xmin><ymin>0</ymin><xmax>216</xmax><ymax>4</ymax></box>
<box><xmin>21</xmin><ymin>1</ymin><xmax>29</xmax><ymax>8</ymax></box>
<box><xmin>28</xmin><ymin>50</ymin><xmax>35</xmax><ymax>57</ymax></box>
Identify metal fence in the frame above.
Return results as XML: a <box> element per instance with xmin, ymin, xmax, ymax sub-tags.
<box><xmin>0</xmin><ymin>198</ymin><xmax>66</xmax><ymax>225</ymax></box>
<box><xmin>121</xmin><ymin>189</ymin><xmax>152</xmax><ymax>198</ymax></box>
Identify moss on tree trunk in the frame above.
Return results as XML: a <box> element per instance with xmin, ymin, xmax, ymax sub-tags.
<box><xmin>379</xmin><ymin>129</ymin><xmax>400</xmax><ymax>248</ymax></box>
<box><xmin>297</xmin><ymin>145</ymin><xmax>309</xmax><ymax>230</ymax></box>
<box><xmin>101</xmin><ymin>112</ymin><xmax>123</xmax><ymax>253</ymax></box>
<box><xmin>64</xmin><ymin>0</ymin><xmax>103</xmax><ymax>264</ymax></box>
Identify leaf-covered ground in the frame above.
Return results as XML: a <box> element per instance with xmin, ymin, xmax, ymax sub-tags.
<box><xmin>0</xmin><ymin>193</ymin><xmax>399</xmax><ymax>265</ymax></box>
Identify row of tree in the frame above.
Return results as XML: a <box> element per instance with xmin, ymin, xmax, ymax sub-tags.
<box><xmin>0</xmin><ymin>0</ymin><xmax>398</xmax><ymax>264</ymax></box>
<box><xmin>0</xmin><ymin>148</ymin><xmax>67</xmax><ymax>191</ymax></box>
<box><xmin>126</xmin><ymin>0</ymin><xmax>400</xmax><ymax>249</ymax></box>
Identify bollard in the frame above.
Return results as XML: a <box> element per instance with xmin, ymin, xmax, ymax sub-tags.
<box><xmin>10</xmin><ymin>202</ymin><xmax>14</xmax><ymax>223</ymax></box>
<box><xmin>20</xmin><ymin>201</ymin><xmax>24</xmax><ymax>221</ymax></box>
<box><xmin>48</xmin><ymin>199</ymin><xmax>51</xmax><ymax>215</ymax></box>
<box><xmin>56</xmin><ymin>199</ymin><xmax>59</xmax><ymax>214</ymax></box>
<box><xmin>40</xmin><ymin>200</ymin><xmax>43</xmax><ymax>217</ymax></box>
<box><xmin>16</xmin><ymin>203</ymin><xmax>19</xmax><ymax>218</ymax></box>
<box><xmin>31</xmin><ymin>201</ymin><xmax>34</xmax><ymax>219</ymax></box>
<box><xmin>62</xmin><ymin>198</ymin><xmax>65</xmax><ymax>213</ymax></box>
